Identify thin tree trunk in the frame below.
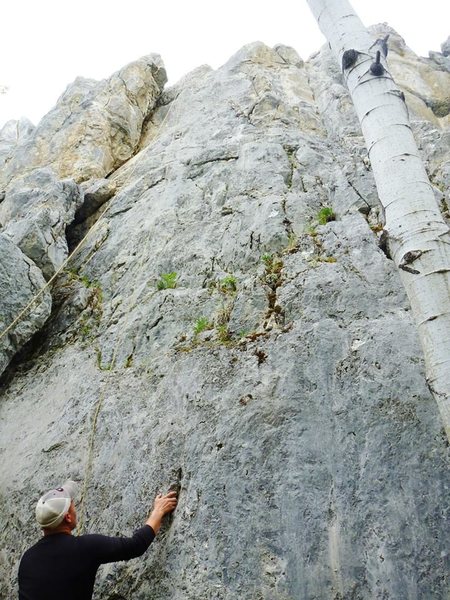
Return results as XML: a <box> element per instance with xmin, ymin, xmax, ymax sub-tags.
<box><xmin>306</xmin><ymin>0</ymin><xmax>450</xmax><ymax>438</ymax></box>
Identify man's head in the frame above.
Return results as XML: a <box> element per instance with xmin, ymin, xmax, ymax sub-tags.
<box><xmin>35</xmin><ymin>480</ymin><xmax>78</xmax><ymax>532</ymax></box>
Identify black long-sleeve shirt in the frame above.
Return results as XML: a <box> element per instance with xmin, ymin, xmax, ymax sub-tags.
<box><xmin>18</xmin><ymin>525</ymin><xmax>155</xmax><ymax>600</ymax></box>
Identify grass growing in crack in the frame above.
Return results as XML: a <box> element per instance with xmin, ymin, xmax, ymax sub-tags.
<box><xmin>261</xmin><ymin>253</ymin><xmax>284</xmax><ymax>288</ymax></box>
<box><xmin>80</xmin><ymin>274</ymin><xmax>93</xmax><ymax>288</ymax></box>
<box><xmin>95</xmin><ymin>348</ymin><xmax>112</xmax><ymax>371</ymax></box>
<box><xmin>284</xmin><ymin>233</ymin><xmax>299</xmax><ymax>254</ymax></box>
<box><xmin>219</xmin><ymin>275</ymin><xmax>237</xmax><ymax>294</ymax></box>
<box><xmin>80</xmin><ymin>321</ymin><xmax>92</xmax><ymax>339</ymax></box>
<box><xmin>304</xmin><ymin>222</ymin><xmax>337</xmax><ymax>264</ymax></box>
<box><xmin>307</xmin><ymin>224</ymin><xmax>318</xmax><ymax>237</ymax></box>
<box><xmin>157</xmin><ymin>272</ymin><xmax>177</xmax><ymax>290</ymax></box>
<box><xmin>262</xmin><ymin>253</ymin><xmax>273</xmax><ymax>267</ymax></box>
<box><xmin>194</xmin><ymin>317</ymin><xmax>212</xmax><ymax>336</ymax></box>
<box><xmin>260</xmin><ymin>252</ymin><xmax>285</xmax><ymax>328</ymax></box>
<box><xmin>317</xmin><ymin>206</ymin><xmax>335</xmax><ymax>225</ymax></box>
<box><xmin>217</xmin><ymin>325</ymin><xmax>231</xmax><ymax>343</ymax></box>
<box><xmin>216</xmin><ymin>303</ymin><xmax>233</xmax><ymax>327</ymax></box>
<box><xmin>66</xmin><ymin>271</ymin><xmax>104</xmax><ymax>343</ymax></box>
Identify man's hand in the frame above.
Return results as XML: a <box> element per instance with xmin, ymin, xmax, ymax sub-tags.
<box><xmin>145</xmin><ymin>491</ymin><xmax>177</xmax><ymax>534</ymax></box>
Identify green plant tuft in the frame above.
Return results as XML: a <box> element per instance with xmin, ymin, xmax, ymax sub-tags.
<box><xmin>284</xmin><ymin>233</ymin><xmax>299</xmax><ymax>254</ymax></box>
<box><xmin>217</xmin><ymin>325</ymin><xmax>231</xmax><ymax>343</ymax></box>
<box><xmin>219</xmin><ymin>275</ymin><xmax>237</xmax><ymax>293</ymax></box>
<box><xmin>317</xmin><ymin>207</ymin><xmax>336</xmax><ymax>225</ymax></box>
<box><xmin>262</xmin><ymin>253</ymin><xmax>283</xmax><ymax>274</ymax></box>
<box><xmin>262</xmin><ymin>253</ymin><xmax>273</xmax><ymax>267</ymax></box>
<box><xmin>157</xmin><ymin>272</ymin><xmax>177</xmax><ymax>290</ymax></box>
<box><xmin>194</xmin><ymin>317</ymin><xmax>212</xmax><ymax>336</ymax></box>
<box><xmin>307</xmin><ymin>224</ymin><xmax>318</xmax><ymax>237</ymax></box>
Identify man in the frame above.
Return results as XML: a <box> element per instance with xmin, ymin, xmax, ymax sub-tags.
<box><xmin>18</xmin><ymin>479</ymin><xmax>177</xmax><ymax>600</ymax></box>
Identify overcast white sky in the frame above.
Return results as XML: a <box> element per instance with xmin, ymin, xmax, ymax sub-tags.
<box><xmin>1</xmin><ymin>0</ymin><xmax>449</xmax><ymax>128</ymax></box>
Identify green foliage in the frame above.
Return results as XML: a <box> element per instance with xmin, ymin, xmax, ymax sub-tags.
<box><xmin>77</xmin><ymin>278</ymin><xmax>104</xmax><ymax>344</ymax></box>
<box><xmin>261</xmin><ymin>253</ymin><xmax>284</xmax><ymax>290</ymax></box>
<box><xmin>95</xmin><ymin>348</ymin><xmax>112</xmax><ymax>371</ymax></box>
<box><xmin>317</xmin><ymin>206</ymin><xmax>335</xmax><ymax>225</ymax></box>
<box><xmin>80</xmin><ymin>322</ymin><xmax>92</xmax><ymax>339</ymax></box>
<box><xmin>284</xmin><ymin>233</ymin><xmax>299</xmax><ymax>254</ymax></box>
<box><xmin>262</xmin><ymin>253</ymin><xmax>273</xmax><ymax>267</ymax></box>
<box><xmin>262</xmin><ymin>253</ymin><xmax>283</xmax><ymax>272</ymax></box>
<box><xmin>80</xmin><ymin>274</ymin><xmax>92</xmax><ymax>288</ymax></box>
<box><xmin>194</xmin><ymin>316</ymin><xmax>212</xmax><ymax>335</ymax></box>
<box><xmin>219</xmin><ymin>275</ymin><xmax>237</xmax><ymax>293</ymax></box>
<box><xmin>216</xmin><ymin>303</ymin><xmax>233</xmax><ymax>327</ymax></box>
<box><xmin>217</xmin><ymin>324</ymin><xmax>231</xmax><ymax>343</ymax></box>
<box><xmin>157</xmin><ymin>272</ymin><xmax>177</xmax><ymax>290</ymax></box>
<box><xmin>307</xmin><ymin>224</ymin><xmax>318</xmax><ymax>237</ymax></box>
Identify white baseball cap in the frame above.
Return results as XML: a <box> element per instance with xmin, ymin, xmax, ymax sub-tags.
<box><xmin>35</xmin><ymin>480</ymin><xmax>79</xmax><ymax>528</ymax></box>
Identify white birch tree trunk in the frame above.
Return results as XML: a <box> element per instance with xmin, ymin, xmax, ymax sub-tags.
<box><xmin>306</xmin><ymin>0</ymin><xmax>450</xmax><ymax>438</ymax></box>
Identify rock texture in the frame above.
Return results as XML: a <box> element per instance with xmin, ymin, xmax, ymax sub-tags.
<box><xmin>0</xmin><ymin>54</ymin><xmax>167</xmax><ymax>189</ymax></box>
<box><xmin>0</xmin><ymin>235</ymin><xmax>51</xmax><ymax>374</ymax></box>
<box><xmin>0</xmin><ymin>27</ymin><xmax>449</xmax><ymax>600</ymax></box>
<box><xmin>0</xmin><ymin>168</ymin><xmax>83</xmax><ymax>279</ymax></box>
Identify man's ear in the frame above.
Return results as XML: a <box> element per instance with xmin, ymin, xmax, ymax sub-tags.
<box><xmin>64</xmin><ymin>511</ymin><xmax>73</xmax><ymax>524</ymax></box>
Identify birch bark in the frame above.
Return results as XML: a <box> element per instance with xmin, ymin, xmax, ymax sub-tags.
<box><xmin>306</xmin><ymin>0</ymin><xmax>450</xmax><ymax>438</ymax></box>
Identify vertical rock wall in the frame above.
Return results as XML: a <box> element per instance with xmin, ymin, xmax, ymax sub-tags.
<box><xmin>0</xmin><ymin>27</ymin><xmax>449</xmax><ymax>600</ymax></box>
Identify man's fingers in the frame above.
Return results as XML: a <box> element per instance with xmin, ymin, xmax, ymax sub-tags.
<box><xmin>165</xmin><ymin>490</ymin><xmax>178</xmax><ymax>498</ymax></box>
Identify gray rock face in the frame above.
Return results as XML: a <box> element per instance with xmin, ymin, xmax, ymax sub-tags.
<box><xmin>0</xmin><ymin>235</ymin><xmax>52</xmax><ymax>374</ymax></box>
<box><xmin>0</xmin><ymin>118</ymin><xmax>35</xmax><ymax>173</ymax></box>
<box><xmin>0</xmin><ymin>54</ymin><xmax>166</xmax><ymax>189</ymax></box>
<box><xmin>0</xmin><ymin>168</ymin><xmax>82</xmax><ymax>280</ymax></box>
<box><xmin>0</xmin><ymin>29</ymin><xmax>449</xmax><ymax>600</ymax></box>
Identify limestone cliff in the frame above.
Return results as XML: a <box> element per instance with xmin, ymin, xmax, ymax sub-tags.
<box><xmin>0</xmin><ymin>27</ymin><xmax>449</xmax><ymax>600</ymax></box>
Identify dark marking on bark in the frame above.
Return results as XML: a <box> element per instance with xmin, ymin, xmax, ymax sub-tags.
<box><xmin>387</xmin><ymin>89</ymin><xmax>406</xmax><ymax>102</ymax></box>
<box><xmin>342</xmin><ymin>49</ymin><xmax>359</xmax><ymax>71</ymax></box>
<box><xmin>399</xmin><ymin>264</ymin><xmax>420</xmax><ymax>275</ymax></box>
<box><xmin>370</xmin><ymin>51</ymin><xmax>385</xmax><ymax>76</ymax></box>
<box><xmin>398</xmin><ymin>249</ymin><xmax>424</xmax><ymax>274</ymax></box>
<box><xmin>400</xmin><ymin>250</ymin><xmax>423</xmax><ymax>266</ymax></box>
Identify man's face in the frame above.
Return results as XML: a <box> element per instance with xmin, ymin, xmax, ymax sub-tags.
<box><xmin>66</xmin><ymin>500</ymin><xmax>77</xmax><ymax>530</ymax></box>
